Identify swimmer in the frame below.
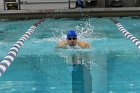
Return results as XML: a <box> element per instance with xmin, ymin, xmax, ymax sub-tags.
<box><xmin>56</xmin><ymin>30</ymin><xmax>90</xmax><ymax>49</ymax></box>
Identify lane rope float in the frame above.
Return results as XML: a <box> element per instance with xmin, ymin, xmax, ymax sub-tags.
<box><xmin>109</xmin><ymin>18</ymin><xmax>140</xmax><ymax>49</ymax></box>
<box><xmin>0</xmin><ymin>18</ymin><xmax>45</xmax><ymax>77</ymax></box>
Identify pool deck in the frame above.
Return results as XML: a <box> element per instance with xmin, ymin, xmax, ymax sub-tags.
<box><xmin>0</xmin><ymin>7</ymin><xmax>140</xmax><ymax>19</ymax></box>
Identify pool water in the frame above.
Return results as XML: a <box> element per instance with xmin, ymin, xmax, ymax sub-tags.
<box><xmin>0</xmin><ymin>17</ymin><xmax>140</xmax><ymax>93</ymax></box>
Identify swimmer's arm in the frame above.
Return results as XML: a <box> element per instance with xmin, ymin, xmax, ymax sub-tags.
<box><xmin>77</xmin><ymin>40</ymin><xmax>90</xmax><ymax>48</ymax></box>
<box><xmin>55</xmin><ymin>40</ymin><xmax>67</xmax><ymax>48</ymax></box>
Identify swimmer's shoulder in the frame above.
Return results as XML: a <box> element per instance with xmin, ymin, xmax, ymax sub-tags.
<box><xmin>77</xmin><ymin>40</ymin><xmax>90</xmax><ymax>48</ymax></box>
<box><xmin>55</xmin><ymin>40</ymin><xmax>67</xmax><ymax>48</ymax></box>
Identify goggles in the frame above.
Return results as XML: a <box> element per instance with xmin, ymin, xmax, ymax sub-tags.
<box><xmin>67</xmin><ymin>37</ymin><xmax>77</xmax><ymax>40</ymax></box>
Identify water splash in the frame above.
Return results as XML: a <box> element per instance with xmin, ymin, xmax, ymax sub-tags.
<box><xmin>49</xmin><ymin>21</ymin><xmax>95</xmax><ymax>42</ymax></box>
<box><xmin>75</xmin><ymin>21</ymin><xmax>94</xmax><ymax>39</ymax></box>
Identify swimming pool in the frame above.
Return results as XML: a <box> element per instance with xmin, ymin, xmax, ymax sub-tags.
<box><xmin>0</xmin><ymin>17</ymin><xmax>140</xmax><ymax>93</ymax></box>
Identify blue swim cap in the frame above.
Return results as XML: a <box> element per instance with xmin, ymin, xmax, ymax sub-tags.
<box><xmin>67</xmin><ymin>30</ymin><xmax>77</xmax><ymax>38</ymax></box>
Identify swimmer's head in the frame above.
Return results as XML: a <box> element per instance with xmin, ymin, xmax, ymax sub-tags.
<box><xmin>67</xmin><ymin>30</ymin><xmax>77</xmax><ymax>38</ymax></box>
<box><xmin>67</xmin><ymin>30</ymin><xmax>77</xmax><ymax>46</ymax></box>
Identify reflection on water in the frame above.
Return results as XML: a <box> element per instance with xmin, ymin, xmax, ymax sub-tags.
<box><xmin>55</xmin><ymin>49</ymin><xmax>93</xmax><ymax>93</ymax></box>
<box><xmin>65</xmin><ymin>54</ymin><xmax>92</xmax><ymax>93</ymax></box>
<box><xmin>70</xmin><ymin>54</ymin><xmax>92</xmax><ymax>93</ymax></box>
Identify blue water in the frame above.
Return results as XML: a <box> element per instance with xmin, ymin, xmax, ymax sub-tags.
<box><xmin>0</xmin><ymin>17</ymin><xmax>140</xmax><ymax>93</ymax></box>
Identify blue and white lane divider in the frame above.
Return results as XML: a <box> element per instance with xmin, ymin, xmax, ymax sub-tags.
<box><xmin>0</xmin><ymin>18</ymin><xmax>45</xmax><ymax>77</ymax></box>
<box><xmin>109</xmin><ymin>18</ymin><xmax>140</xmax><ymax>49</ymax></box>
